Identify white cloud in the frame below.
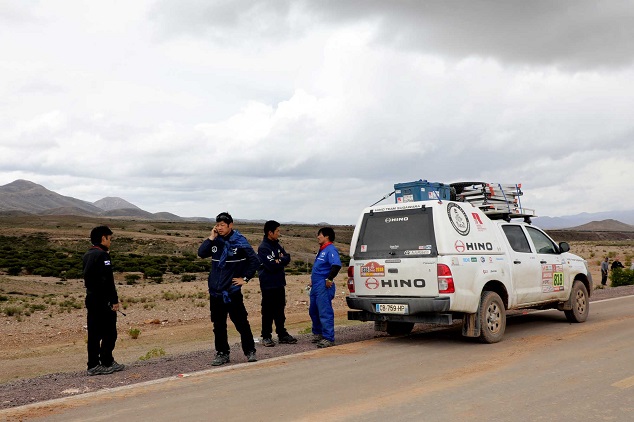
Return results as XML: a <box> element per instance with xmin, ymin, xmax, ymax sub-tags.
<box><xmin>1</xmin><ymin>1</ymin><xmax>633</xmax><ymax>224</ymax></box>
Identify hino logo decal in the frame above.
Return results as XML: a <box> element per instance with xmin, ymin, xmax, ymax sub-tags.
<box><xmin>466</xmin><ymin>242</ymin><xmax>493</xmax><ymax>251</ymax></box>
<box><xmin>385</xmin><ymin>217</ymin><xmax>409</xmax><ymax>223</ymax></box>
<box><xmin>380</xmin><ymin>279</ymin><xmax>426</xmax><ymax>288</ymax></box>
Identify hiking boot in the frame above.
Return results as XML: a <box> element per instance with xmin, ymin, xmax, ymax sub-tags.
<box><xmin>108</xmin><ymin>361</ymin><xmax>125</xmax><ymax>372</ymax></box>
<box><xmin>316</xmin><ymin>338</ymin><xmax>335</xmax><ymax>348</ymax></box>
<box><xmin>246</xmin><ymin>350</ymin><xmax>257</xmax><ymax>363</ymax></box>
<box><xmin>311</xmin><ymin>334</ymin><xmax>323</xmax><ymax>343</ymax></box>
<box><xmin>262</xmin><ymin>337</ymin><xmax>275</xmax><ymax>347</ymax></box>
<box><xmin>212</xmin><ymin>352</ymin><xmax>230</xmax><ymax>366</ymax></box>
<box><xmin>87</xmin><ymin>365</ymin><xmax>115</xmax><ymax>376</ymax></box>
<box><xmin>278</xmin><ymin>334</ymin><xmax>297</xmax><ymax>344</ymax></box>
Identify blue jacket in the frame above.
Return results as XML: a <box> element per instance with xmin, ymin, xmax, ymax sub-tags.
<box><xmin>311</xmin><ymin>243</ymin><xmax>342</xmax><ymax>285</ymax></box>
<box><xmin>257</xmin><ymin>236</ymin><xmax>291</xmax><ymax>290</ymax></box>
<box><xmin>198</xmin><ymin>230</ymin><xmax>260</xmax><ymax>298</ymax></box>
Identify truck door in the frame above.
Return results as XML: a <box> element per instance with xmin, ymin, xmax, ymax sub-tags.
<box><xmin>501</xmin><ymin>224</ymin><xmax>541</xmax><ymax>305</ymax></box>
<box><xmin>525</xmin><ymin>226</ymin><xmax>569</xmax><ymax>301</ymax></box>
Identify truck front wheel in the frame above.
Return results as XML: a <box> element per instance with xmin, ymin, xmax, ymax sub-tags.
<box><xmin>386</xmin><ymin>321</ymin><xmax>414</xmax><ymax>336</ymax></box>
<box><xmin>564</xmin><ymin>280</ymin><xmax>589</xmax><ymax>323</ymax></box>
<box><xmin>479</xmin><ymin>291</ymin><xmax>506</xmax><ymax>343</ymax></box>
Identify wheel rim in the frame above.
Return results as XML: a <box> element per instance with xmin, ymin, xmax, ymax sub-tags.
<box><xmin>486</xmin><ymin>301</ymin><xmax>502</xmax><ymax>333</ymax></box>
<box><xmin>575</xmin><ymin>289</ymin><xmax>586</xmax><ymax>314</ymax></box>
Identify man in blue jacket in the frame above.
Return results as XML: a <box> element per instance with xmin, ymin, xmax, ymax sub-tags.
<box><xmin>257</xmin><ymin>220</ymin><xmax>297</xmax><ymax>347</ymax></box>
<box><xmin>198</xmin><ymin>212</ymin><xmax>260</xmax><ymax>366</ymax></box>
<box><xmin>309</xmin><ymin>227</ymin><xmax>342</xmax><ymax>348</ymax></box>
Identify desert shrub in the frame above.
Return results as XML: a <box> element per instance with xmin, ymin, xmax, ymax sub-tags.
<box><xmin>0</xmin><ymin>295</ymin><xmax>8</xmax><ymax>302</ymax></box>
<box><xmin>139</xmin><ymin>347</ymin><xmax>165</xmax><ymax>361</ymax></box>
<box><xmin>125</xmin><ymin>274</ymin><xmax>141</xmax><ymax>285</ymax></box>
<box><xmin>7</xmin><ymin>266</ymin><xmax>22</xmax><ymax>276</ymax></box>
<box><xmin>128</xmin><ymin>328</ymin><xmax>141</xmax><ymax>339</ymax></box>
<box><xmin>143</xmin><ymin>268</ymin><xmax>162</xmax><ymax>279</ymax></box>
<box><xmin>610</xmin><ymin>268</ymin><xmax>634</xmax><ymax>287</ymax></box>
<box><xmin>181</xmin><ymin>274</ymin><xmax>197</xmax><ymax>282</ymax></box>
<box><xmin>3</xmin><ymin>305</ymin><xmax>23</xmax><ymax>316</ymax></box>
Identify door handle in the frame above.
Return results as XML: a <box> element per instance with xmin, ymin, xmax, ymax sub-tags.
<box><xmin>514</xmin><ymin>260</ymin><xmax>521</xmax><ymax>264</ymax></box>
<box><xmin>540</xmin><ymin>260</ymin><xmax>547</xmax><ymax>264</ymax></box>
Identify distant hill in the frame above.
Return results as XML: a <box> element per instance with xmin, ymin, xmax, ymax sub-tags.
<box><xmin>566</xmin><ymin>219</ymin><xmax>634</xmax><ymax>232</ymax></box>
<box><xmin>0</xmin><ymin>179</ymin><xmax>180</xmax><ymax>221</ymax></box>
<box><xmin>0</xmin><ymin>180</ymin><xmax>102</xmax><ymax>214</ymax></box>
<box><xmin>94</xmin><ymin>197</ymin><xmax>141</xmax><ymax>211</ymax></box>
<box><xmin>534</xmin><ymin>210</ymin><xmax>634</xmax><ymax>229</ymax></box>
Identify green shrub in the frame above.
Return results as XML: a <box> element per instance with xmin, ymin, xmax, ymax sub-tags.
<box><xmin>128</xmin><ymin>328</ymin><xmax>141</xmax><ymax>339</ymax></box>
<box><xmin>611</xmin><ymin>268</ymin><xmax>634</xmax><ymax>287</ymax></box>
<box><xmin>181</xmin><ymin>274</ymin><xmax>197</xmax><ymax>282</ymax></box>
<box><xmin>125</xmin><ymin>274</ymin><xmax>141</xmax><ymax>285</ymax></box>
<box><xmin>4</xmin><ymin>305</ymin><xmax>23</xmax><ymax>316</ymax></box>
<box><xmin>139</xmin><ymin>347</ymin><xmax>165</xmax><ymax>361</ymax></box>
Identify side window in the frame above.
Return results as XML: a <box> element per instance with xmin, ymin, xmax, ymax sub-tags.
<box><xmin>502</xmin><ymin>225</ymin><xmax>532</xmax><ymax>253</ymax></box>
<box><xmin>526</xmin><ymin>227</ymin><xmax>558</xmax><ymax>254</ymax></box>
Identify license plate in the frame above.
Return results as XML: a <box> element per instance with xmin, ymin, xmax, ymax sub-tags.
<box><xmin>375</xmin><ymin>303</ymin><xmax>409</xmax><ymax>314</ymax></box>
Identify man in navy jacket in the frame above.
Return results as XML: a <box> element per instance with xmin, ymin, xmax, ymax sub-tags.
<box><xmin>198</xmin><ymin>212</ymin><xmax>260</xmax><ymax>366</ymax></box>
<box><xmin>257</xmin><ymin>220</ymin><xmax>297</xmax><ymax>347</ymax></box>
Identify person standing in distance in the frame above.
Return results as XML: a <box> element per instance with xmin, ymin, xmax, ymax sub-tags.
<box><xmin>257</xmin><ymin>220</ymin><xmax>297</xmax><ymax>347</ymax></box>
<box><xmin>309</xmin><ymin>227</ymin><xmax>342</xmax><ymax>348</ymax></box>
<box><xmin>198</xmin><ymin>212</ymin><xmax>260</xmax><ymax>366</ymax></box>
<box><xmin>83</xmin><ymin>225</ymin><xmax>125</xmax><ymax>376</ymax></box>
<box><xmin>600</xmin><ymin>257</ymin><xmax>609</xmax><ymax>286</ymax></box>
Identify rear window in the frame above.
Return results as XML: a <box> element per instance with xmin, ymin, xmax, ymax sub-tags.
<box><xmin>354</xmin><ymin>207</ymin><xmax>437</xmax><ymax>259</ymax></box>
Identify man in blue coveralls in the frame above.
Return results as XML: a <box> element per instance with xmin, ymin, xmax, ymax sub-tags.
<box><xmin>309</xmin><ymin>227</ymin><xmax>342</xmax><ymax>348</ymax></box>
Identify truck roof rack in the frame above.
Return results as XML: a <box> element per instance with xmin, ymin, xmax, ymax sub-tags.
<box><xmin>450</xmin><ymin>182</ymin><xmax>536</xmax><ymax>222</ymax></box>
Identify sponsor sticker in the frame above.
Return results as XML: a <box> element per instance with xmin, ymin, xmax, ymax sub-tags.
<box><xmin>447</xmin><ymin>203</ymin><xmax>470</xmax><ymax>236</ymax></box>
<box><xmin>404</xmin><ymin>250</ymin><xmax>431</xmax><ymax>256</ymax></box>
<box><xmin>541</xmin><ymin>264</ymin><xmax>565</xmax><ymax>292</ymax></box>
<box><xmin>361</xmin><ymin>261</ymin><xmax>385</xmax><ymax>277</ymax></box>
<box><xmin>454</xmin><ymin>240</ymin><xmax>466</xmax><ymax>253</ymax></box>
<box><xmin>360</xmin><ymin>245</ymin><xmax>367</xmax><ymax>252</ymax></box>
<box><xmin>104</xmin><ymin>260</ymin><xmax>111</xmax><ymax>266</ymax></box>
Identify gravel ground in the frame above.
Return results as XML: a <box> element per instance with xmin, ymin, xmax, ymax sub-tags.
<box><xmin>1</xmin><ymin>285</ymin><xmax>633</xmax><ymax>410</ymax></box>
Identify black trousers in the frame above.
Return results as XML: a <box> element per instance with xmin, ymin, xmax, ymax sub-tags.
<box><xmin>86</xmin><ymin>297</ymin><xmax>117</xmax><ymax>369</ymax></box>
<box><xmin>210</xmin><ymin>291</ymin><xmax>255</xmax><ymax>355</ymax></box>
<box><xmin>261</xmin><ymin>287</ymin><xmax>289</xmax><ymax>339</ymax></box>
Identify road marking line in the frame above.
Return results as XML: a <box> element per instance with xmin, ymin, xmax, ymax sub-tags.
<box><xmin>612</xmin><ymin>375</ymin><xmax>634</xmax><ymax>389</ymax></box>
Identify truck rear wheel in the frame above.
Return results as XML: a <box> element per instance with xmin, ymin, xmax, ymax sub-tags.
<box><xmin>479</xmin><ymin>291</ymin><xmax>506</xmax><ymax>343</ymax></box>
<box><xmin>564</xmin><ymin>280</ymin><xmax>589</xmax><ymax>323</ymax></box>
<box><xmin>386</xmin><ymin>321</ymin><xmax>414</xmax><ymax>336</ymax></box>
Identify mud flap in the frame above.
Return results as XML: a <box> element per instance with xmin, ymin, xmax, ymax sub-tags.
<box><xmin>463</xmin><ymin>292</ymin><xmax>485</xmax><ymax>337</ymax></box>
<box><xmin>462</xmin><ymin>312</ymin><xmax>481</xmax><ymax>337</ymax></box>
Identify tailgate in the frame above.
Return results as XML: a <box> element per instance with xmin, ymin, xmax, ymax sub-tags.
<box><xmin>353</xmin><ymin>257</ymin><xmax>439</xmax><ymax>297</ymax></box>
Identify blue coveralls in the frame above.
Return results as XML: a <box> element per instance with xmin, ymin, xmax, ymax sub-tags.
<box><xmin>309</xmin><ymin>243</ymin><xmax>342</xmax><ymax>342</ymax></box>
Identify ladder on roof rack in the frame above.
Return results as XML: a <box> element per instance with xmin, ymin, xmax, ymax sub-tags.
<box><xmin>450</xmin><ymin>182</ymin><xmax>535</xmax><ymax>221</ymax></box>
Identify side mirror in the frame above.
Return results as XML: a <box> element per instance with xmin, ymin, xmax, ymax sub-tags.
<box><xmin>559</xmin><ymin>242</ymin><xmax>570</xmax><ymax>253</ymax></box>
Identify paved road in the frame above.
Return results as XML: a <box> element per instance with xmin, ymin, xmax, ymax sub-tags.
<box><xmin>4</xmin><ymin>296</ymin><xmax>634</xmax><ymax>422</ymax></box>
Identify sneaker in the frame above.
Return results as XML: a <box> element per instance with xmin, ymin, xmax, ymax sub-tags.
<box><xmin>262</xmin><ymin>337</ymin><xmax>275</xmax><ymax>347</ymax></box>
<box><xmin>278</xmin><ymin>334</ymin><xmax>297</xmax><ymax>344</ymax></box>
<box><xmin>311</xmin><ymin>334</ymin><xmax>323</xmax><ymax>343</ymax></box>
<box><xmin>212</xmin><ymin>352</ymin><xmax>230</xmax><ymax>366</ymax></box>
<box><xmin>109</xmin><ymin>361</ymin><xmax>125</xmax><ymax>372</ymax></box>
<box><xmin>316</xmin><ymin>338</ymin><xmax>335</xmax><ymax>348</ymax></box>
<box><xmin>246</xmin><ymin>350</ymin><xmax>257</xmax><ymax>363</ymax></box>
<box><xmin>87</xmin><ymin>365</ymin><xmax>115</xmax><ymax>376</ymax></box>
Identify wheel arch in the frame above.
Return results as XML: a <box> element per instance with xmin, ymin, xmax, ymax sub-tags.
<box><xmin>573</xmin><ymin>273</ymin><xmax>592</xmax><ymax>298</ymax></box>
<box><xmin>482</xmin><ymin>280</ymin><xmax>509</xmax><ymax>309</ymax></box>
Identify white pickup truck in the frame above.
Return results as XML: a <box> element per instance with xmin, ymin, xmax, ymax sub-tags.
<box><xmin>346</xmin><ymin>200</ymin><xmax>592</xmax><ymax>343</ymax></box>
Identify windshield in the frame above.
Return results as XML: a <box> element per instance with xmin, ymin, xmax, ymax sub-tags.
<box><xmin>354</xmin><ymin>207</ymin><xmax>437</xmax><ymax>259</ymax></box>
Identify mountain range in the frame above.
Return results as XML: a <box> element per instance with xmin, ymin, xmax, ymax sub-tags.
<box><xmin>0</xmin><ymin>180</ymin><xmax>184</xmax><ymax>221</ymax></box>
<box><xmin>1</xmin><ymin>179</ymin><xmax>633</xmax><ymax>229</ymax></box>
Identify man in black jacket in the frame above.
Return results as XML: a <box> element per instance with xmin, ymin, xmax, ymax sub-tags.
<box><xmin>257</xmin><ymin>220</ymin><xmax>297</xmax><ymax>347</ymax></box>
<box><xmin>83</xmin><ymin>226</ymin><xmax>125</xmax><ymax>376</ymax></box>
<box><xmin>198</xmin><ymin>212</ymin><xmax>260</xmax><ymax>366</ymax></box>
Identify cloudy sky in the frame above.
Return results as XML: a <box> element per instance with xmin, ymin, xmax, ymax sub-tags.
<box><xmin>1</xmin><ymin>0</ymin><xmax>633</xmax><ymax>224</ymax></box>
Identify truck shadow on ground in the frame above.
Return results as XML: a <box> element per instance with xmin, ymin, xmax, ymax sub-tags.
<box><xmin>387</xmin><ymin>310</ymin><xmax>574</xmax><ymax>345</ymax></box>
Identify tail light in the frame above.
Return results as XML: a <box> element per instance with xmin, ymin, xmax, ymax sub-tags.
<box><xmin>437</xmin><ymin>264</ymin><xmax>455</xmax><ymax>293</ymax></box>
<box><xmin>347</xmin><ymin>266</ymin><xmax>355</xmax><ymax>293</ymax></box>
